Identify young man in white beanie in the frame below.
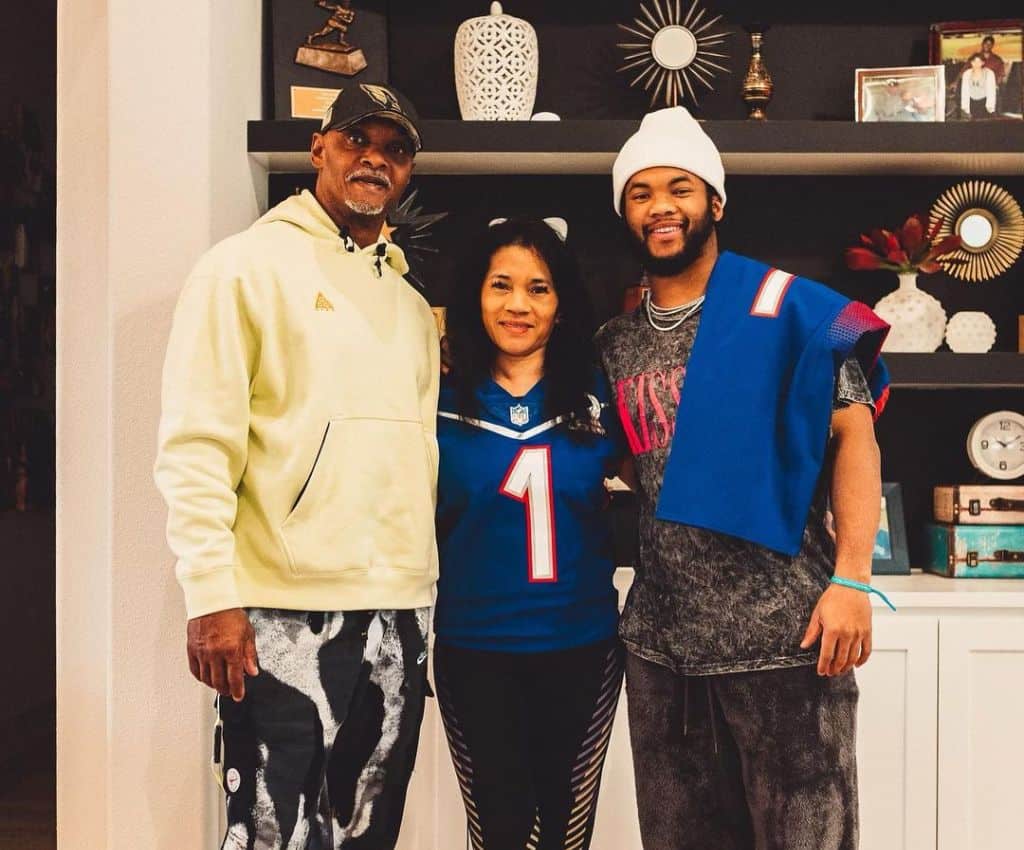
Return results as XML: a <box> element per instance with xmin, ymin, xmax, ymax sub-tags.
<box><xmin>595</xmin><ymin>106</ymin><xmax>893</xmax><ymax>850</ymax></box>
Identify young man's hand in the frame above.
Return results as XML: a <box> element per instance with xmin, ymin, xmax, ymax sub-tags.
<box><xmin>187</xmin><ymin>608</ymin><xmax>259</xmax><ymax>701</ymax></box>
<box><xmin>800</xmin><ymin>584</ymin><xmax>872</xmax><ymax>677</ymax></box>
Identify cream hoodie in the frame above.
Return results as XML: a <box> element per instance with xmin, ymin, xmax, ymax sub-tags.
<box><xmin>155</xmin><ymin>190</ymin><xmax>440</xmax><ymax>619</ymax></box>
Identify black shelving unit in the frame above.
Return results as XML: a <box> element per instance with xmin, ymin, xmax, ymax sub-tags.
<box><xmin>886</xmin><ymin>353</ymin><xmax>1024</xmax><ymax>389</ymax></box>
<box><xmin>248</xmin><ymin>119</ymin><xmax>1024</xmax><ymax>175</ymax></box>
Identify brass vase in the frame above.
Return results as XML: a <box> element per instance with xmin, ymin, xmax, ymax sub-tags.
<box><xmin>742</xmin><ymin>24</ymin><xmax>773</xmax><ymax>121</ymax></box>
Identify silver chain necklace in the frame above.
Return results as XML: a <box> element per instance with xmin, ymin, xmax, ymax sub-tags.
<box><xmin>644</xmin><ymin>289</ymin><xmax>706</xmax><ymax>332</ymax></box>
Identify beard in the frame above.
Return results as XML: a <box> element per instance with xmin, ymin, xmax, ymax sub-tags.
<box><xmin>343</xmin><ymin>168</ymin><xmax>392</xmax><ymax>217</ymax></box>
<box><xmin>630</xmin><ymin>205</ymin><xmax>716</xmax><ymax>277</ymax></box>
<box><xmin>344</xmin><ymin>198</ymin><xmax>385</xmax><ymax>216</ymax></box>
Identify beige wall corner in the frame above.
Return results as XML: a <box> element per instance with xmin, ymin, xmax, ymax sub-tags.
<box><xmin>56</xmin><ymin>1</ymin><xmax>263</xmax><ymax>847</ymax></box>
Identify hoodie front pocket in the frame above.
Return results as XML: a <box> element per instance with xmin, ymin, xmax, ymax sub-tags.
<box><xmin>280</xmin><ymin>418</ymin><xmax>435</xmax><ymax>577</ymax></box>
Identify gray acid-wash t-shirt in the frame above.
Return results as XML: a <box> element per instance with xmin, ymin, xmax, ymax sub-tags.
<box><xmin>596</xmin><ymin>305</ymin><xmax>875</xmax><ymax>675</ymax></box>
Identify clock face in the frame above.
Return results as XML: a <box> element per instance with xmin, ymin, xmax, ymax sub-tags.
<box><xmin>967</xmin><ymin>411</ymin><xmax>1024</xmax><ymax>480</ymax></box>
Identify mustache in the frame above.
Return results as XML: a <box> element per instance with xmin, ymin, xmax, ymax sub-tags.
<box><xmin>346</xmin><ymin>168</ymin><xmax>392</xmax><ymax>189</ymax></box>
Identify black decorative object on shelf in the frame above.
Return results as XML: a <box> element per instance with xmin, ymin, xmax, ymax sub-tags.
<box><xmin>383</xmin><ymin>187</ymin><xmax>447</xmax><ymax>291</ymax></box>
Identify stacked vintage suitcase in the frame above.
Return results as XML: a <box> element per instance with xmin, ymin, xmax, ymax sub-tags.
<box><xmin>927</xmin><ymin>485</ymin><xmax>1024</xmax><ymax>577</ymax></box>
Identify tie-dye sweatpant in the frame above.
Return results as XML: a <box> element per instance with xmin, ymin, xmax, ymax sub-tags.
<box><xmin>214</xmin><ymin>608</ymin><xmax>429</xmax><ymax>850</ymax></box>
<box><xmin>625</xmin><ymin>653</ymin><xmax>859</xmax><ymax>850</ymax></box>
<box><xmin>433</xmin><ymin>637</ymin><xmax>625</xmax><ymax>850</ymax></box>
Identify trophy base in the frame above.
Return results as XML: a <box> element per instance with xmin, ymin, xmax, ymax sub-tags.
<box><xmin>295</xmin><ymin>44</ymin><xmax>368</xmax><ymax>77</ymax></box>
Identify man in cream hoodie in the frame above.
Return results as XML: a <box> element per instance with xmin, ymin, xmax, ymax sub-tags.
<box><xmin>155</xmin><ymin>84</ymin><xmax>439</xmax><ymax>850</ymax></box>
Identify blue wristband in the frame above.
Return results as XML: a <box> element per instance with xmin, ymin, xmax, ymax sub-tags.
<box><xmin>830</xmin><ymin>576</ymin><xmax>896</xmax><ymax>611</ymax></box>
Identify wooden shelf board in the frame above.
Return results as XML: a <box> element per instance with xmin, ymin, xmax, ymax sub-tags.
<box><xmin>249</xmin><ymin>119</ymin><xmax>1024</xmax><ymax>175</ymax></box>
<box><xmin>884</xmin><ymin>353</ymin><xmax>1024</xmax><ymax>390</ymax></box>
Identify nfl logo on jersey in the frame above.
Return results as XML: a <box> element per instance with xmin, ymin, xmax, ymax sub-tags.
<box><xmin>509</xmin><ymin>404</ymin><xmax>530</xmax><ymax>426</ymax></box>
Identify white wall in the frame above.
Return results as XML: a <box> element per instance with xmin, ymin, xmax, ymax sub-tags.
<box><xmin>56</xmin><ymin>2</ymin><xmax>264</xmax><ymax>847</ymax></box>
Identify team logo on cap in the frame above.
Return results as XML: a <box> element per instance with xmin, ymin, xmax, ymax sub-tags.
<box><xmin>361</xmin><ymin>84</ymin><xmax>401</xmax><ymax>112</ymax></box>
<box><xmin>320</xmin><ymin>92</ymin><xmax>341</xmax><ymax>130</ymax></box>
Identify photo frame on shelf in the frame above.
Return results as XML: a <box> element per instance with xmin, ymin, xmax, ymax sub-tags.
<box><xmin>873</xmin><ymin>482</ymin><xmax>911</xmax><ymax>575</ymax></box>
<box><xmin>266</xmin><ymin>1</ymin><xmax>389</xmax><ymax>120</ymax></box>
<box><xmin>855</xmin><ymin>66</ymin><xmax>945</xmax><ymax>122</ymax></box>
<box><xmin>929</xmin><ymin>20</ymin><xmax>1024</xmax><ymax>121</ymax></box>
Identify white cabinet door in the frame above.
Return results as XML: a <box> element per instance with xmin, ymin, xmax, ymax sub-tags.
<box><xmin>856</xmin><ymin>616</ymin><xmax>939</xmax><ymax>850</ymax></box>
<box><xmin>938</xmin><ymin>617</ymin><xmax>1024</xmax><ymax>850</ymax></box>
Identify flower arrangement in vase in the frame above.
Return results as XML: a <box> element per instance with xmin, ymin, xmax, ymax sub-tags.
<box><xmin>845</xmin><ymin>214</ymin><xmax>961</xmax><ymax>352</ymax></box>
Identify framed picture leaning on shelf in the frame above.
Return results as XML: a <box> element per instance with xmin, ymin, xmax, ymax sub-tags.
<box><xmin>930</xmin><ymin>20</ymin><xmax>1024</xmax><ymax>120</ymax></box>
<box><xmin>872</xmin><ymin>483</ymin><xmax>911</xmax><ymax>575</ymax></box>
<box><xmin>855</xmin><ymin>65</ymin><xmax>945</xmax><ymax>122</ymax></box>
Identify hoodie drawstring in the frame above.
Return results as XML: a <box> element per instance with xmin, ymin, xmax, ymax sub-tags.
<box><xmin>338</xmin><ymin>225</ymin><xmax>355</xmax><ymax>254</ymax></box>
<box><xmin>338</xmin><ymin>224</ymin><xmax>387</xmax><ymax>278</ymax></box>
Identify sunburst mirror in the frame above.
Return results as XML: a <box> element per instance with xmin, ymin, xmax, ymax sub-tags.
<box><xmin>930</xmin><ymin>181</ymin><xmax>1024</xmax><ymax>282</ymax></box>
<box><xmin>617</xmin><ymin>0</ymin><xmax>731</xmax><ymax>108</ymax></box>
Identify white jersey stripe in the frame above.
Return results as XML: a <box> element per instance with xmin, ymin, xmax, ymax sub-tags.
<box><xmin>438</xmin><ymin>411</ymin><xmax>567</xmax><ymax>441</ymax></box>
<box><xmin>750</xmin><ymin>268</ymin><xmax>795</xmax><ymax>318</ymax></box>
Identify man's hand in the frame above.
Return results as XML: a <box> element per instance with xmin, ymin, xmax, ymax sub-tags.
<box><xmin>800</xmin><ymin>584</ymin><xmax>872</xmax><ymax>677</ymax></box>
<box><xmin>187</xmin><ymin>608</ymin><xmax>259</xmax><ymax>701</ymax></box>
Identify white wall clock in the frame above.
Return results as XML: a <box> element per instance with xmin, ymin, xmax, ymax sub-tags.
<box><xmin>967</xmin><ymin>410</ymin><xmax>1024</xmax><ymax>480</ymax></box>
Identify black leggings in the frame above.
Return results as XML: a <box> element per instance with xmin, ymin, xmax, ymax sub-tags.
<box><xmin>433</xmin><ymin>638</ymin><xmax>624</xmax><ymax>850</ymax></box>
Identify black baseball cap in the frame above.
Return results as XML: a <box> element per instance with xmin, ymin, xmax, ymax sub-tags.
<box><xmin>320</xmin><ymin>83</ymin><xmax>422</xmax><ymax>151</ymax></box>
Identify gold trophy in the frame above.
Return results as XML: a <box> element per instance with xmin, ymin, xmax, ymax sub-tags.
<box><xmin>742</xmin><ymin>24</ymin><xmax>773</xmax><ymax>121</ymax></box>
<box><xmin>295</xmin><ymin>0</ymin><xmax>368</xmax><ymax>76</ymax></box>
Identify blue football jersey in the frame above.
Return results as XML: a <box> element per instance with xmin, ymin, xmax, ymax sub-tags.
<box><xmin>435</xmin><ymin>374</ymin><xmax>623</xmax><ymax>652</ymax></box>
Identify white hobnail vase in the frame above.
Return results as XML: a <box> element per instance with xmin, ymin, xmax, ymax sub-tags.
<box><xmin>945</xmin><ymin>311</ymin><xmax>997</xmax><ymax>353</ymax></box>
<box><xmin>873</xmin><ymin>272</ymin><xmax>947</xmax><ymax>353</ymax></box>
<box><xmin>454</xmin><ymin>2</ymin><xmax>539</xmax><ymax>120</ymax></box>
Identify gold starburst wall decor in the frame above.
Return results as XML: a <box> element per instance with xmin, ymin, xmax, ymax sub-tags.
<box><xmin>930</xmin><ymin>181</ymin><xmax>1024</xmax><ymax>282</ymax></box>
<box><xmin>617</xmin><ymin>0</ymin><xmax>731</xmax><ymax>108</ymax></box>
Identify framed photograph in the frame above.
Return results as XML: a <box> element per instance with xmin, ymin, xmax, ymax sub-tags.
<box><xmin>873</xmin><ymin>483</ymin><xmax>911</xmax><ymax>575</ymax></box>
<box><xmin>855</xmin><ymin>66</ymin><xmax>945</xmax><ymax>122</ymax></box>
<box><xmin>930</xmin><ymin>20</ymin><xmax>1024</xmax><ymax>120</ymax></box>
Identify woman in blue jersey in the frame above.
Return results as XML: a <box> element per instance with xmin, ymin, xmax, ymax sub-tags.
<box><xmin>434</xmin><ymin>217</ymin><xmax>624</xmax><ymax>850</ymax></box>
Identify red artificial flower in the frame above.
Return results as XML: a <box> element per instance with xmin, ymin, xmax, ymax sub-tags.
<box><xmin>845</xmin><ymin>247</ymin><xmax>884</xmax><ymax>270</ymax></box>
<box><xmin>900</xmin><ymin>214</ymin><xmax>925</xmax><ymax>256</ymax></box>
<box><xmin>845</xmin><ymin>213</ymin><xmax>962</xmax><ymax>274</ymax></box>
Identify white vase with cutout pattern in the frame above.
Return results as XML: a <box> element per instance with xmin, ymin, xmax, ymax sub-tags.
<box><xmin>454</xmin><ymin>2</ymin><xmax>539</xmax><ymax>121</ymax></box>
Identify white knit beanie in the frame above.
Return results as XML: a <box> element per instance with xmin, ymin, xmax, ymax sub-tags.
<box><xmin>612</xmin><ymin>106</ymin><xmax>726</xmax><ymax>216</ymax></box>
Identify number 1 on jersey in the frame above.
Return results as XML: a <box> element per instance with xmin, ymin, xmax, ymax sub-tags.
<box><xmin>499</xmin><ymin>446</ymin><xmax>558</xmax><ymax>583</ymax></box>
